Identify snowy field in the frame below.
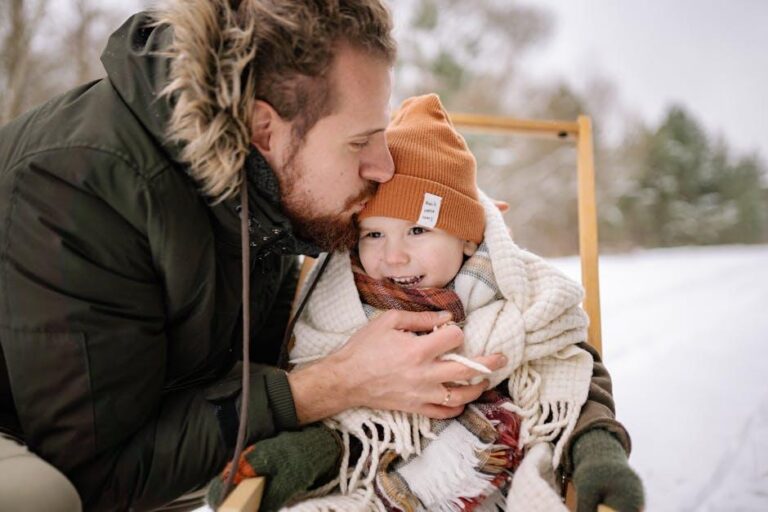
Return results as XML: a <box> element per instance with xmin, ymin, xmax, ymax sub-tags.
<box><xmin>198</xmin><ymin>245</ymin><xmax>768</xmax><ymax>512</ymax></box>
<box><xmin>552</xmin><ymin>244</ymin><xmax>768</xmax><ymax>512</ymax></box>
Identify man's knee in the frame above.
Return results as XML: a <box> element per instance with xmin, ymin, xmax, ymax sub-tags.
<box><xmin>0</xmin><ymin>435</ymin><xmax>82</xmax><ymax>512</ymax></box>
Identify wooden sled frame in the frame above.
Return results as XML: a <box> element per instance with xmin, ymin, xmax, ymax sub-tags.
<box><xmin>220</xmin><ymin>113</ymin><xmax>612</xmax><ymax>512</ymax></box>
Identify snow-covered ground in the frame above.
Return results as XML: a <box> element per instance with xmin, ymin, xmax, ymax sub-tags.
<box><xmin>552</xmin><ymin>244</ymin><xmax>768</xmax><ymax>512</ymax></box>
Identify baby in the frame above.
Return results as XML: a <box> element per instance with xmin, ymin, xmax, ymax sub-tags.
<box><xmin>288</xmin><ymin>94</ymin><xmax>594</xmax><ymax>511</ymax></box>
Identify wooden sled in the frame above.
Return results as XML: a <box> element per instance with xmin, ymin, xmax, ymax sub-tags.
<box><xmin>220</xmin><ymin>114</ymin><xmax>615</xmax><ymax>512</ymax></box>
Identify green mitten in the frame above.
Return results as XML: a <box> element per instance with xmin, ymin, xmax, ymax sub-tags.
<box><xmin>571</xmin><ymin>429</ymin><xmax>645</xmax><ymax>512</ymax></box>
<box><xmin>207</xmin><ymin>424</ymin><xmax>342</xmax><ymax>511</ymax></box>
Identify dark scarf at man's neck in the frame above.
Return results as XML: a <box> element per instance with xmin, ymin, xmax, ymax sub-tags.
<box><xmin>235</xmin><ymin>150</ymin><xmax>321</xmax><ymax>257</ymax></box>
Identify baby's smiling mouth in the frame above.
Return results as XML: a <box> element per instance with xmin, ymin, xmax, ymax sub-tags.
<box><xmin>388</xmin><ymin>275</ymin><xmax>424</xmax><ymax>287</ymax></box>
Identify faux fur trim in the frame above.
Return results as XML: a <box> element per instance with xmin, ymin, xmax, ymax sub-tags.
<box><xmin>153</xmin><ymin>0</ymin><xmax>256</xmax><ymax>202</ymax></box>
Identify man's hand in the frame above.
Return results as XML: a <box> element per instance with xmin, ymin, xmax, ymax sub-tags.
<box><xmin>571</xmin><ymin>429</ymin><xmax>645</xmax><ymax>512</ymax></box>
<box><xmin>288</xmin><ymin>309</ymin><xmax>507</xmax><ymax>424</ymax></box>
<box><xmin>492</xmin><ymin>199</ymin><xmax>510</xmax><ymax>213</ymax></box>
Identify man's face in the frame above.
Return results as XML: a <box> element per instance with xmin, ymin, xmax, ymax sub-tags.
<box><xmin>358</xmin><ymin>216</ymin><xmax>474</xmax><ymax>289</ymax></box>
<box><xmin>268</xmin><ymin>45</ymin><xmax>395</xmax><ymax>252</ymax></box>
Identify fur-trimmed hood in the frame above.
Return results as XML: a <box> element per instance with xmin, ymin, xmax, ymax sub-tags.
<box><xmin>101</xmin><ymin>0</ymin><xmax>255</xmax><ymax>202</ymax></box>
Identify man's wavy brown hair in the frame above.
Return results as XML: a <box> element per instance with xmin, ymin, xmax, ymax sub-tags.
<box><xmin>155</xmin><ymin>0</ymin><xmax>396</xmax><ymax>202</ymax></box>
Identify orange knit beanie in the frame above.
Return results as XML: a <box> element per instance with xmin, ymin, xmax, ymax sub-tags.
<box><xmin>359</xmin><ymin>93</ymin><xmax>485</xmax><ymax>243</ymax></box>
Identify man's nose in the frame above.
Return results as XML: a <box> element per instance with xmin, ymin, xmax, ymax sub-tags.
<box><xmin>360</xmin><ymin>139</ymin><xmax>395</xmax><ymax>184</ymax></box>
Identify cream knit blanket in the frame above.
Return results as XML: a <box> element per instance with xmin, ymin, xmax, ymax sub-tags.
<box><xmin>289</xmin><ymin>190</ymin><xmax>593</xmax><ymax>511</ymax></box>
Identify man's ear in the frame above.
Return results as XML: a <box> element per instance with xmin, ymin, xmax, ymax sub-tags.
<box><xmin>250</xmin><ymin>99</ymin><xmax>283</xmax><ymax>156</ymax></box>
<box><xmin>463</xmin><ymin>240</ymin><xmax>479</xmax><ymax>257</ymax></box>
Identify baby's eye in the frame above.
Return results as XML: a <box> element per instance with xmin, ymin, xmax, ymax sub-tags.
<box><xmin>350</xmin><ymin>139</ymin><xmax>370</xmax><ymax>150</ymax></box>
<box><xmin>362</xmin><ymin>231</ymin><xmax>382</xmax><ymax>239</ymax></box>
<box><xmin>410</xmin><ymin>226</ymin><xmax>429</xmax><ymax>235</ymax></box>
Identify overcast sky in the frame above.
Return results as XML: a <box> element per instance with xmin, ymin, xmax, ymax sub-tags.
<box><xmin>519</xmin><ymin>0</ymin><xmax>768</xmax><ymax>160</ymax></box>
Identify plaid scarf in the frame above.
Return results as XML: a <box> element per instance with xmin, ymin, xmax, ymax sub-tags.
<box><xmin>352</xmin><ymin>255</ymin><xmax>467</xmax><ymax>324</ymax></box>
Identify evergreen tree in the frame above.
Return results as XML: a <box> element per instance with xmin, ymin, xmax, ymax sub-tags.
<box><xmin>618</xmin><ymin>105</ymin><xmax>767</xmax><ymax>247</ymax></box>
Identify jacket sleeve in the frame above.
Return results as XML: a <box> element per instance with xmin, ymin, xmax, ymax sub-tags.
<box><xmin>0</xmin><ymin>149</ymin><xmax>296</xmax><ymax>510</ymax></box>
<box><xmin>560</xmin><ymin>341</ymin><xmax>632</xmax><ymax>474</ymax></box>
<box><xmin>80</xmin><ymin>364</ymin><xmax>294</xmax><ymax>511</ymax></box>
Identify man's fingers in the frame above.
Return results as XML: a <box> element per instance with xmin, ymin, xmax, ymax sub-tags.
<box><xmin>435</xmin><ymin>381</ymin><xmax>487</xmax><ymax>408</ymax></box>
<box><xmin>415</xmin><ymin>324</ymin><xmax>464</xmax><ymax>359</ymax></box>
<box><xmin>489</xmin><ymin>198</ymin><xmax>514</xmax><ymax>237</ymax></box>
<box><xmin>474</xmin><ymin>353</ymin><xmax>507</xmax><ymax>372</ymax></box>
<box><xmin>492</xmin><ymin>199</ymin><xmax>510</xmax><ymax>213</ymax></box>
<box><xmin>419</xmin><ymin>404</ymin><xmax>465</xmax><ymax>420</ymax></box>
<box><xmin>381</xmin><ymin>309</ymin><xmax>453</xmax><ymax>332</ymax></box>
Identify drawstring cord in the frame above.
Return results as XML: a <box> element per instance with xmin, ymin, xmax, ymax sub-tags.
<box><xmin>220</xmin><ymin>169</ymin><xmax>252</xmax><ymax>501</ymax></box>
<box><xmin>218</xmin><ymin>169</ymin><xmax>332</xmax><ymax>505</ymax></box>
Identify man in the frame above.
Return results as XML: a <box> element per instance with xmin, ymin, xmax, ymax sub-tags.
<box><xmin>0</xmin><ymin>1</ymin><xmax>641</xmax><ymax>511</ymax></box>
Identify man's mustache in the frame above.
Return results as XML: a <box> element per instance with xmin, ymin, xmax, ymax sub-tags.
<box><xmin>345</xmin><ymin>180</ymin><xmax>379</xmax><ymax>210</ymax></box>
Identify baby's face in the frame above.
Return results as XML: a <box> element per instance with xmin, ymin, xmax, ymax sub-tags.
<box><xmin>358</xmin><ymin>216</ymin><xmax>475</xmax><ymax>289</ymax></box>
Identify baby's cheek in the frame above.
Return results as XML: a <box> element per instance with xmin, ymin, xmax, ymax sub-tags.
<box><xmin>437</xmin><ymin>248</ymin><xmax>464</xmax><ymax>275</ymax></box>
<box><xmin>358</xmin><ymin>245</ymin><xmax>374</xmax><ymax>268</ymax></box>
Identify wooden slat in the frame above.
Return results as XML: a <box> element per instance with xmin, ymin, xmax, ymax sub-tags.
<box><xmin>283</xmin><ymin>256</ymin><xmax>319</xmax><ymax>362</ymax></box>
<box><xmin>576</xmin><ymin>115</ymin><xmax>603</xmax><ymax>354</ymax></box>
<box><xmin>451</xmin><ymin>112</ymin><xmax>604</xmax><ymax>355</ymax></box>
<box><xmin>565</xmin><ymin>481</ymin><xmax>578</xmax><ymax>510</ymax></box>
<box><xmin>218</xmin><ymin>476</ymin><xmax>266</xmax><ymax>512</ymax></box>
<box><xmin>450</xmin><ymin>112</ymin><xmax>579</xmax><ymax>140</ymax></box>
<box><xmin>290</xmin><ymin>256</ymin><xmax>317</xmax><ymax>317</ymax></box>
<box><xmin>566</xmin><ymin>482</ymin><xmax>618</xmax><ymax>512</ymax></box>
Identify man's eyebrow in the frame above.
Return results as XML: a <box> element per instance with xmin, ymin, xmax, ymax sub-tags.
<box><xmin>350</xmin><ymin>127</ymin><xmax>386</xmax><ymax>138</ymax></box>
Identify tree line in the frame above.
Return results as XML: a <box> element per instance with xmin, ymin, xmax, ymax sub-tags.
<box><xmin>2</xmin><ymin>0</ymin><xmax>766</xmax><ymax>255</ymax></box>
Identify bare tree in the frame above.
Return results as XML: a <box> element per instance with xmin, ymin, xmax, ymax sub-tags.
<box><xmin>1</xmin><ymin>0</ymin><xmax>48</xmax><ymax>124</ymax></box>
<box><xmin>1</xmin><ymin>0</ymin><xmax>144</xmax><ymax>125</ymax></box>
<box><xmin>69</xmin><ymin>0</ymin><xmax>102</xmax><ymax>84</ymax></box>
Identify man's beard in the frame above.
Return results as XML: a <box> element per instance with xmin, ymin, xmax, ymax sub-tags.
<box><xmin>277</xmin><ymin>147</ymin><xmax>378</xmax><ymax>253</ymax></box>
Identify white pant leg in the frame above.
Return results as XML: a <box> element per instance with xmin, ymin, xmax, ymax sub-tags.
<box><xmin>0</xmin><ymin>433</ymin><xmax>82</xmax><ymax>512</ymax></box>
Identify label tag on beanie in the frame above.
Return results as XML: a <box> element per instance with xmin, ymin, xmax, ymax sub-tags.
<box><xmin>417</xmin><ymin>193</ymin><xmax>442</xmax><ymax>228</ymax></box>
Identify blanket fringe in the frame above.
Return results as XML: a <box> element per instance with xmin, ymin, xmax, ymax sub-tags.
<box><xmin>504</xmin><ymin>363</ymin><xmax>580</xmax><ymax>467</ymax></box>
<box><xmin>328</xmin><ymin>410</ymin><xmax>434</xmax><ymax>497</ymax></box>
<box><xmin>296</xmin><ymin>419</ymin><xmax>509</xmax><ymax>512</ymax></box>
<box><xmin>397</xmin><ymin>422</ymin><xmax>497</xmax><ymax>511</ymax></box>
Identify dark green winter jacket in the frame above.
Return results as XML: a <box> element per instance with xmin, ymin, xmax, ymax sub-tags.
<box><xmin>0</xmin><ymin>12</ymin><xmax>311</xmax><ymax>511</ymax></box>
